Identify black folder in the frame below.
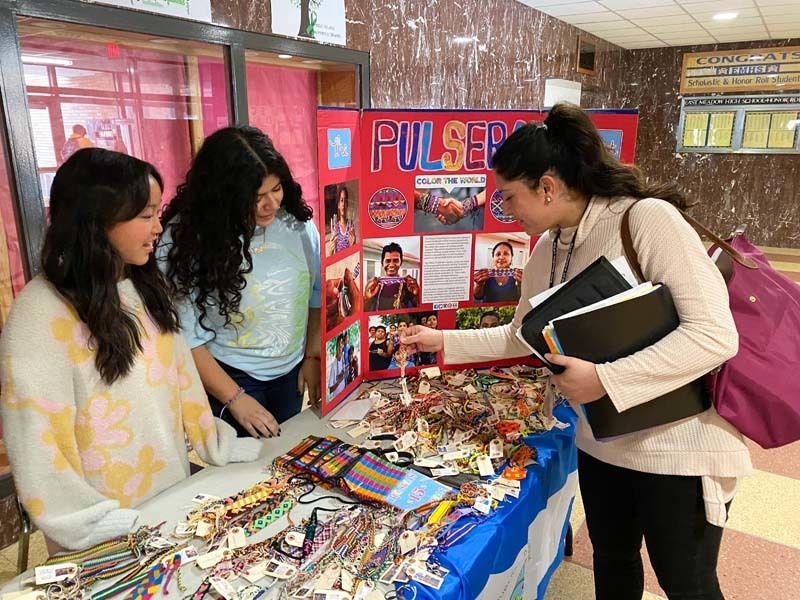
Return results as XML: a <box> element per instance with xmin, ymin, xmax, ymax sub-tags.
<box><xmin>520</xmin><ymin>256</ymin><xmax>632</xmax><ymax>374</ymax></box>
<box><xmin>552</xmin><ymin>284</ymin><xmax>710</xmax><ymax>439</ymax></box>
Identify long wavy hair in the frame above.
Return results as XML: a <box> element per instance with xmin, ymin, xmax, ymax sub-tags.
<box><xmin>492</xmin><ymin>103</ymin><xmax>689</xmax><ymax>210</ymax></box>
<box><xmin>41</xmin><ymin>148</ymin><xmax>178</xmax><ymax>385</ymax></box>
<box><xmin>161</xmin><ymin>126</ymin><xmax>313</xmax><ymax>333</ymax></box>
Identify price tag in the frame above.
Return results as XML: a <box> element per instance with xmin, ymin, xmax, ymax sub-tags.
<box><xmin>416</xmin><ymin>417</ymin><xmax>430</xmax><ymax>433</ymax></box>
<box><xmin>400</xmin><ymin>391</ymin><xmax>414</xmax><ymax>406</ymax></box>
<box><xmin>496</xmin><ymin>477</ymin><xmax>521</xmax><ymax>489</ymax></box>
<box><xmin>491</xmin><ymin>485</ymin><xmax>507</xmax><ymax>501</ymax></box>
<box><xmin>431</xmin><ymin>466</ymin><xmax>459</xmax><ymax>477</ymax></box>
<box><xmin>264</xmin><ymin>559</ymin><xmax>298</xmax><ymax>580</ymax></box>
<box><xmin>353</xmin><ymin>580</ymin><xmax>376</xmax><ymax>600</ymax></box>
<box><xmin>340</xmin><ymin>569</ymin><xmax>355</xmax><ymax>593</ymax></box>
<box><xmin>385</xmin><ymin>451</ymin><xmax>399</xmax><ymax>463</ymax></box>
<box><xmin>449</xmin><ymin>373</ymin><xmax>466</xmax><ymax>386</ymax></box>
<box><xmin>285</xmin><ymin>531</ymin><xmax>305</xmax><ymax>548</ymax></box>
<box><xmin>195</xmin><ymin>520</ymin><xmax>213</xmax><ymax>538</ymax></box>
<box><xmin>314</xmin><ymin>566</ymin><xmax>341</xmax><ymax>590</ymax></box>
<box><xmin>163</xmin><ymin>546</ymin><xmax>198</xmax><ymax>566</ymax></box>
<box><xmin>407</xmin><ymin>565</ymin><xmax>445</xmax><ymax>590</ymax></box>
<box><xmin>417</xmin><ymin>380</ymin><xmax>431</xmax><ymax>394</ymax></box>
<box><xmin>209</xmin><ymin>577</ymin><xmax>238</xmax><ymax>600</ymax></box>
<box><xmin>474</xmin><ymin>497</ymin><xmax>492</xmax><ymax>515</ymax></box>
<box><xmin>442</xmin><ymin>449</ymin><xmax>468</xmax><ymax>461</ymax></box>
<box><xmin>398</xmin><ymin>530</ymin><xmax>417</xmax><ymax>555</ymax></box>
<box><xmin>347</xmin><ymin>423</ymin><xmax>370</xmax><ymax>439</ymax></box>
<box><xmin>241</xmin><ymin>561</ymin><xmax>266</xmax><ymax>584</ymax></box>
<box><xmin>174</xmin><ymin>522</ymin><xmax>193</xmax><ymax>536</ymax></box>
<box><xmin>489</xmin><ymin>438</ymin><xmax>504</xmax><ymax>459</ymax></box>
<box><xmin>394</xmin><ymin>430</ymin><xmax>417</xmax><ymax>451</ymax></box>
<box><xmin>192</xmin><ymin>493</ymin><xmax>220</xmax><ymax>504</ymax></box>
<box><xmin>369</xmin><ymin>390</ymin><xmax>382</xmax><ymax>402</ymax></box>
<box><xmin>413</xmin><ymin>456</ymin><xmax>442</xmax><ymax>468</ymax></box>
<box><xmin>311</xmin><ymin>591</ymin><xmax>351</xmax><ymax>600</ymax></box>
<box><xmin>227</xmin><ymin>526</ymin><xmax>247</xmax><ymax>550</ymax></box>
<box><xmin>196</xmin><ymin>548</ymin><xmax>226</xmax><ymax>569</ymax></box>
<box><xmin>34</xmin><ymin>564</ymin><xmax>78</xmax><ymax>585</ymax></box>
<box><xmin>419</xmin><ymin>366</ymin><xmax>441</xmax><ymax>378</ymax></box>
<box><xmin>462</xmin><ymin>384</ymin><xmax>478</xmax><ymax>395</ymax></box>
<box><xmin>476</xmin><ymin>455</ymin><xmax>496</xmax><ymax>477</ymax></box>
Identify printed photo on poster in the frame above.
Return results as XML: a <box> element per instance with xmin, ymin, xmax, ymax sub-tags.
<box><xmin>367</xmin><ymin>187</ymin><xmax>408</xmax><ymax>230</ymax></box>
<box><xmin>414</xmin><ymin>175</ymin><xmax>487</xmax><ymax>233</ymax></box>
<box><xmin>324</xmin><ymin>180</ymin><xmax>359</xmax><ymax>257</ymax></box>
<box><xmin>325</xmin><ymin>253</ymin><xmax>362</xmax><ymax>333</ymax></box>
<box><xmin>326</xmin><ymin>321</ymin><xmax>360</xmax><ymax>402</ymax></box>
<box><xmin>367</xmin><ymin>312</ymin><xmax>439</xmax><ymax>372</ymax></box>
<box><xmin>473</xmin><ymin>233</ymin><xmax>530</xmax><ymax>304</ymax></box>
<box><xmin>363</xmin><ymin>236</ymin><xmax>421</xmax><ymax>312</ymax></box>
<box><xmin>456</xmin><ymin>306</ymin><xmax>515</xmax><ymax>330</ymax></box>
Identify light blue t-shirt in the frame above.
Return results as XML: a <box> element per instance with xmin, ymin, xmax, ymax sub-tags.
<box><xmin>158</xmin><ymin>208</ymin><xmax>321</xmax><ymax>381</ymax></box>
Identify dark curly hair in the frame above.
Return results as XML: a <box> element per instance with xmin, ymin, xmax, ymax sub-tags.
<box><xmin>492</xmin><ymin>103</ymin><xmax>689</xmax><ymax>210</ymax></box>
<box><xmin>161</xmin><ymin>126</ymin><xmax>313</xmax><ymax>333</ymax></box>
<box><xmin>41</xmin><ymin>148</ymin><xmax>178</xmax><ymax>385</ymax></box>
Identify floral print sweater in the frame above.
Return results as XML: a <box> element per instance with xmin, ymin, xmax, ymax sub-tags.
<box><xmin>0</xmin><ymin>277</ymin><xmax>260</xmax><ymax>550</ymax></box>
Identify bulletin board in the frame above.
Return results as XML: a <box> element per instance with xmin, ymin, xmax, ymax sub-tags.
<box><xmin>316</xmin><ymin>107</ymin><xmax>639</xmax><ymax>414</ymax></box>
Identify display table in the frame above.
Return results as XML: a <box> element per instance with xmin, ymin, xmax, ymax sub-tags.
<box><xmin>1</xmin><ymin>393</ymin><xmax>578</xmax><ymax>600</ymax></box>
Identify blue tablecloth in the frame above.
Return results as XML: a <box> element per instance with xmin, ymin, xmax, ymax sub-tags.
<box><xmin>410</xmin><ymin>403</ymin><xmax>579</xmax><ymax>600</ymax></box>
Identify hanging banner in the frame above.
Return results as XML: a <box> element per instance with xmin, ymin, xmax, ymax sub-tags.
<box><xmin>92</xmin><ymin>0</ymin><xmax>212</xmax><ymax>22</ymax></box>
<box><xmin>271</xmin><ymin>0</ymin><xmax>346</xmax><ymax>46</ymax></box>
<box><xmin>317</xmin><ymin>108</ymin><xmax>639</xmax><ymax>414</ymax></box>
<box><xmin>680</xmin><ymin>46</ymin><xmax>800</xmax><ymax>94</ymax></box>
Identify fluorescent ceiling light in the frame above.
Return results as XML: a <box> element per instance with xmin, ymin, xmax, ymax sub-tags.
<box><xmin>278</xmin><ymin>54</ymin><xmax>293</xmax><ymax>59</ymax></box>
<box><xmin>21</xmin><ymin>54</ymin><xmax>73</xmax><ymax>67</ymax></box>
<box><xmin>712</xmin><ymin>12</ymin><xmax>738</xmax><ymax>21</ymax></box>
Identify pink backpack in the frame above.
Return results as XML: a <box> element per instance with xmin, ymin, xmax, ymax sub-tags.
<box><xmin>622</xmin><ymin>205</ymin><xmax>800</xmax><ymax>449</ymax></box>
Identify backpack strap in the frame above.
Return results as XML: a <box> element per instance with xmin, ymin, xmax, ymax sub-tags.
<box><xmin>620</xmin><ymin>200</ymin><xmax>759</xmax><ymax>284</ymax></box>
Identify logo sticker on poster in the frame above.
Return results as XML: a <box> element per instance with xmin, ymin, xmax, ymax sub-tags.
<box><xmin>599</xmin><ymin>130</ymin><xmax>623</xmax><ymax>160</ymax></box>
<box><xmin>327</xmin><ymin>129</ymin><xmax>351</xmax><ymax>169</ymax></box>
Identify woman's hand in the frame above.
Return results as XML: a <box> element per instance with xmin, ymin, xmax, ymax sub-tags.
<box><xmin>228</xmin><ymin>393</ymin><xmax>280</xmax><ymax>438</ymax></box>
<box><xmin>400</xmin><ymin>325</ymin><xmax>444</xmax><ymax>353</ymax></box>
<box><xmin>298</xmin><ymin>358</ymin><xmax>321</xmax><ymax>408</ymax></box>
<box><xmin>473</xmin><ymin>269</ymin><xmax>490</xmax><ymax>298</ymax></box>
<box><xmin>546</xmin><ymin>354</ymin><xmax>607</xmax><ymax>405</ymax></box>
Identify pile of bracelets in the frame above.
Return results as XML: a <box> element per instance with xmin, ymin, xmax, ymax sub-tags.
<box><xmin>416</xmin><ymin>192</ymin><xmax>482</xmax><ymax>216</ymax></box>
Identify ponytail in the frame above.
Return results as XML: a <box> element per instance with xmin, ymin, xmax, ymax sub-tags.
<box><xmin>492</xmin><ymin>103</ymin><xmax>690</xmax><ymax>210</ymax></box>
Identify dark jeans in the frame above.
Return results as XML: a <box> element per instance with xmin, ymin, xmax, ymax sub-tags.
<box><xmin>210</xmin><ymin>361</ymin><xmax>303</xmax><ymax>438</ymax></box>
<box><xmin>578</xmin><ymin>450</ymin><xmax>727</xmax><ymax>600</ymax></box>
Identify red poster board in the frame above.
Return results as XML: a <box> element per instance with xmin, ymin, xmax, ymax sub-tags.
<box><xmin>317</xmin><ymin>108</ymin><xmax>638</xmax><ymax>414</ymax></box>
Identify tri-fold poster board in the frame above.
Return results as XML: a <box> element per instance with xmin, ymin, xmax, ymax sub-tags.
<box><xmin>315</xmin><ymin>107</ymin><xmax>639</xmax><ymax>414</ymax></box>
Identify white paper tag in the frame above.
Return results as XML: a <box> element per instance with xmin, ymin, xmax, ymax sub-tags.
<box><xmin>489</xmin><ymin>438</ymin><xmax>504</xmax><ymax>459</ymax></box>
<box><xmin>34</xmin><ymin>564</ymin><xmax>78</xmax><ymax>585</ymax></box>
<box><xmin>491</xmin><ymin>485</ymin><xmax>507</xmax><ymax>501</ymax></box>
<box><xmin>314</xmin><ymin>566</ymin><xmax>341</xmax><ymax>590</ymax></box>
<box><xmin>263</xmin><ymin>559</ymin><xmax>297</xmax><ymax>580</ymax></box>
<box><xmin>474</xmin><ymin>497</ymin><xmax>492</xmax><ymax>515</ymax></box>
<box><xmin>419</xmin><ymin>366</ymin><xmax>441</xmax><ymax>378</ymax></box>
<box><xmin>285</xmin><ymin>531</ymin><xmax>305</xmax><ymax>548</ymax></box>
<box><xmin>369</xmin><ymin>390</ymin><xmax>382</xmax><ymax>402</ymax></box>
<box><xmin>505</xmin><ymin>486</ymin><xmax>521</xmax><ymax>498</ymax></box>
<box><xmin>398</xmin><ymin>530</ymin><xmax>417</xmax><ymax>555</ymax></box>
<box><xmin>340</xmin><ymin>569</ymin><xmax>355</xmax><ymax>593</ymax></box>
<box><xmin>431</xmin><ymin>466</ymin><xmax>459</xmax><ymax>477</ymax></box>
<box><xmin>379</xmin><ymin>560</ymin><xmax>410</xmax><ymax>584</ymax></box>
<box><xmin>192</xmin><ymin>493</ymin><xmax>220</xmax><ymax>504</ymax></box>
<box><xmin>449</xmin><ymin>373</ymin><xmax>466</xmax><ymax>386</ymax></box>
<box><xmin>395</xmin><ymin>431</ymin><xmax>417</xmax><ymax>451</ymax></box>
<box><xmin>311</xmin><ymin>591</ymin><xmax>351</xmax><ymax>600</ymax></box>
<box><xmin>347</xmin><ymin>423</ymin><xmax>370</xmax><ymax>439</ymax></box>
<box><xmin>352</xmin><ymin>580</ymin><xmax>376</xmax><ymax>600</ymax></box>
<box><xmin>384</xmin><ymin>451</ymin><xmax>399</xmax><ymax>463</ymax></box>
<box><xmin>407</xmin><ymin>565</ymin><xmax>445</xmax><ymax>589</ymax></box>
<box><xmin>195</xmin><ymin>520</ymin><xmax>213</xmax><ymax>538</ymax></box>
<box><xmin>417</xmin><ymin>380</ymin><xmax>431</xmax><ymax>394</ymax></box>
<box><xmin>162</xmin><ymin>546</ymin><xmax>198</xmax><ymax>566</ymax></box>
<box><xmin>360</xmin><ymin>439</ymin><xmax>381</xmax><ymax>450</ymax></box>
<box><xmin>462</xmin><ymin>384</ymin><xmax>478</xmax><ymax>395</ymax></box>
<box><xmin>442</xmin><ymin>449</ymin><xmax>468</xmax><ymax>461</ymax></box>
<box><xmin>416</xmin><ymin>417</ymin><xmax>430</xmax><ymax>433</ymax></box>
<box><xmin>496</xmin><ymin>477</ymin><xmax>521</xmax><ymax>489</ymax></box>
<box><xmin>195</xmin><ymin>548</ymin><xmax>226</xmax><ymax>569</ymax></box>
<box><xmin>413</xmin><ymin>456</ymin><xmax>442</xmax><ymax>468</ymax></box>
<box><xmin>227</xmin><ymin>526</ymin><xmax>247</xmax><ymax>550</ymax></box>
<box><xmin>400</xmin><ymin>391</ymin><xmax>414</xmax><ymax>406</ymax></box>
<box><xmin>241</xmin><ymin>561</ymin><xmax>266</xmax><ymax>584</ymax></box>
<box><xmin>476</xmin><ymin>455</ymin><xmax>496</xmax><ymax>477</ymax></box>
<box><xmin>174</xmin><ymin>522</ymin><xmax>193</xmax><ymax>536</ymax></box>
<box><xmin>209</xmin><ymin>577</ymin><xmax>238</xmax><ymax>600</ymax></box>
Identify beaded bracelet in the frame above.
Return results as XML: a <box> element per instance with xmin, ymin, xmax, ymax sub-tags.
<box><xmin>219</xmin><ymin>386</ymin><xmax>245</xmax><ymax>420</ymax></box>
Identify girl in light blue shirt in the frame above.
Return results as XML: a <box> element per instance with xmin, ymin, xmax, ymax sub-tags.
<box><xmin>160</xmin><ymin>127</ymin><xmax>321</xmax><ymax>439</ymax></box>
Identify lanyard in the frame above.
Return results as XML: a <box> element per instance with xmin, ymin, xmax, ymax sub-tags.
<box><xmin>549</xmin><ymin>230</ymin><xmax>577</xmax><ymax>288</ymax></box>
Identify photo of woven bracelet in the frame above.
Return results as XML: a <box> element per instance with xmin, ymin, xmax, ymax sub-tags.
<box><xmin>489</xmin><ymin>188</ymin><xmax>516</xmax><ymax>223</ymax></box>
<box><xmin>368</xmin><ymin>187</ymin><xmax>408</xmax><ymax>230</ymax></box>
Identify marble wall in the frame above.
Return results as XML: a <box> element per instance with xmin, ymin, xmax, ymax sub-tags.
<box><xmin>614</xmin><ymin>40</ymin><xmax>800</xmax><ymax>248</ymax></box>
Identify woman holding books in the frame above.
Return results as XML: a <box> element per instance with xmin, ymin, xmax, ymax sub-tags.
<box><xmin>401</xmin><ymin>103</ymin><xmax>751</xmax><ymax>600</ymax></box>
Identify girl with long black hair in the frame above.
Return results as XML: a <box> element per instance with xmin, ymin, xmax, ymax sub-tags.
<box><xmin>0</xmin><ymin>148</ymin><xmax>258</xmax><ymax>551</ymax></box>
<box><xmin>160</xmin><ymin>126</ymin><xmax>321</xmax><ymax>439</ymax></box>
<box><xmin>402</xmin><ymin>103</ymin><xmax>751</xmax><ymax>600</ymax></box>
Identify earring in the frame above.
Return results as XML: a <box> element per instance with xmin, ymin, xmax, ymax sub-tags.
<box><xmin>545</xmin><ymin>196</ymin><xmax>552</xmax><ymax>204</ymax></box>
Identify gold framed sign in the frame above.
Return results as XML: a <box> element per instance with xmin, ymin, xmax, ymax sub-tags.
<box><xmin>680</xmin><ymin>46</ymin><xmax>800</xmax><ymax>94</ymax></box>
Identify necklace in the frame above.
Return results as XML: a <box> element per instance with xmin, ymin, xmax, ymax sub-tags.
<box><xmin>251</xmin><ymin>226</ymin><xmax>267</xmax><ymax>254</ymax></box>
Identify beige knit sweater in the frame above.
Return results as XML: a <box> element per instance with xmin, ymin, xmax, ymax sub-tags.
<box><xmin>444</xmin><ymin>197</ymin><xmax>752</xmax><ymax>521</ymax></box>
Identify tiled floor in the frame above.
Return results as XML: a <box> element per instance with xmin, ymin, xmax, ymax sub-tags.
<box><xmin>545</xmin><ymin>439</ymin><xmax>800</xmax><ymax>600</ymax></box>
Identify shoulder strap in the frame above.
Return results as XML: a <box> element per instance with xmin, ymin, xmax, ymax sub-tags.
<box><xmin>620</xmin><ymin>200</ymin><xmax>758</xmax><ymax>284</ymax></box>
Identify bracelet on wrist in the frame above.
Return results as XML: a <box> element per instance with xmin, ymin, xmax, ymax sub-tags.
<box><xmin>225</xmin><ymin>386</ymin><xmax>245</xmax><ymax>406</ymax></box>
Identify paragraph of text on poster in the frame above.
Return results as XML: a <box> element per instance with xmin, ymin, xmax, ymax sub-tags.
<box><xmin>422</xmin><ymin>234</ymin><xmax>472</xmax><ymax>305</ymax></box>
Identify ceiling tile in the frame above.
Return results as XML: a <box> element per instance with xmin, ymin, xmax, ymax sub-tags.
<box><xmin>645</xmin><ymin>23</ymin><xmax>708</xmax><ymax>34</ymax></box>
<box><xmin>622</xmin><ymin>40</ymin><xmax>669</xmax><ymax>48</ymax></box>
<box><xmin>616</xmin><ymin>5</ymin><xmax>687</xmax><ymax>18</ymax></box>
<box><xmin>630</xmin><ymin>15</ymin><xmax>697</xmax><ymax>26</ymax></box>
<box><xmin>699</xmin><ymin>17</ymin><xmax>766</xmax><ymax>29</ymax></box>
<box><xmin>578</xmin><ymin>21</ymin><xmax>644</xmax><ymax>32</ymax></box>
<box><xmin>680</xmin><ymin>0</ymin><xmax>756</xmax><ymax>10</ymax></box>
<box><xmin>713</xmin><ymin>32</ymin><xmax>773</xmax><ymax>41</ymax></box>
<box><xmin>517</xmin><ymin>0</ymin><xmax>585</xmax><ymax>7</ymax></box>
<box><xmin>758</xmin><ymin>5</ymin><xmax>800</xmax><ymax>16</ymax></box>
<box><xmin>538</xmin><ymin>2</ymin><xmax>608</xmax><ymax>16</ymax></box>
<box><xmin>754</xmin><ymin>0</ymin><xmax>800</xmax><ymax>6</ymax></box>
<box><xmin>691</xmin><ymin>7</ymin><xmax>761</xmax><ymax>19</ymax></box>
<box><xmin>598</xmin><ymin>0</ymin><xmax>676</xmax><ymax>8</ymax></box>
<box><xmin>563</xmin><ymin>11</ymin><xmax>630</xmax><ymax>23</ymax></box>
